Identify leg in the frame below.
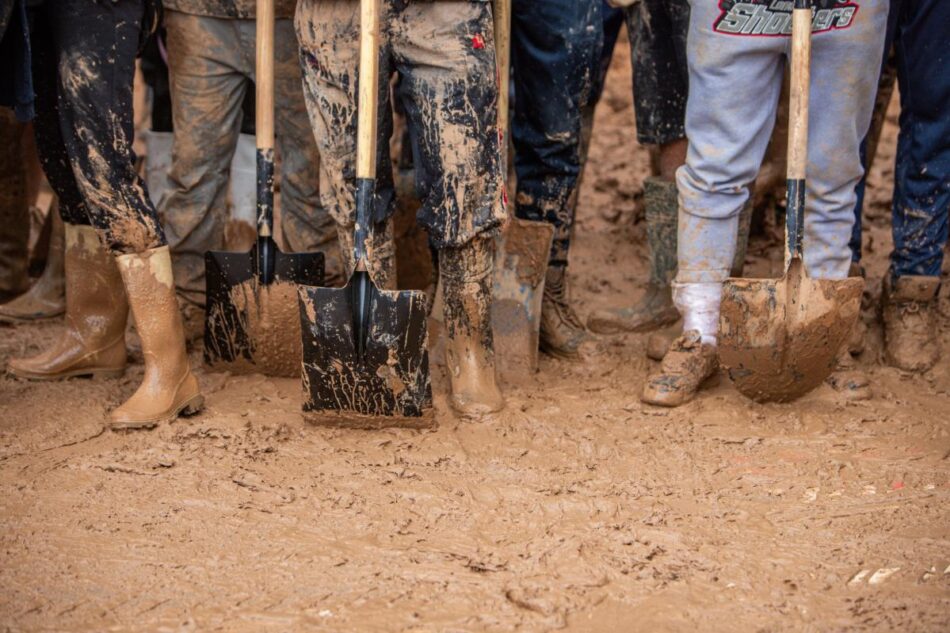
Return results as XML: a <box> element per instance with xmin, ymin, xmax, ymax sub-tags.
<box><xmin>588</xmin><ymin>0</ymin><xmax>690</xmax><ymax>334</ymax></box>
<box><xmin>882</xmin><ymin>0</ymin><xmax>949</xmax><ymax>372</ymax></box>
<box><xmin>0</xmin><ymin>109</ymin><xmax>29</xmax><ymax>300</ymax></box>
<box><xmin>511</xmin><ymin>0</ymin><xmax>601</xmax><ymax>358</ymax></box>
<box><xmin>394</xmin><ymin>1</ymin><xmax>505</xmax><ymax>415</ymax></box>
<box><xmin>162</xmin><ymin>11</ymin><xmax>246</xmax><ymax>307</ymax></box>
<box><xmin>295</xmin><ymin>0</ymin><xmax>397</xmax><ymax>288</ymax></box>
<box><xmin>272</xmin><ymin>18</ymin><xmax>340</xmax><ymax>284</ymax></box>
<box><xmin>642</xmin><ymin>1</ymin><xmax>787</xmax><ymax>407</ymax></box>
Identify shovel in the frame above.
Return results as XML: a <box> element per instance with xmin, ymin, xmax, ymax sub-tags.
<box><xmin>296</xmin><ymin>0</ymin><xmax>432</xmax><ymax>424</ymax></box>
<box><xmin>204</xmin><ymin>0</ymin><xmax>324</xmax><ymax>378</ymax></box>
<box><xmin>718</xmin><ymin>1</ymin><xmax>863</xmax><ymax>403</ymax></box>
<box><xmin>490</xmin><ymin>0</ymin><xmax>556</xmax><ymax>378</ymax></box>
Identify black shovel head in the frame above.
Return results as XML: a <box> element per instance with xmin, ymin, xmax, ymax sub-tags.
<box><xmin>204</xmin><ymin>242</ymin><xmax>324</xmax><ymax>377</ymax></box>
<box><xmin>297</xmin><ymin>274</ymin><xmax>432</xmax><ymax>426</ymax></box>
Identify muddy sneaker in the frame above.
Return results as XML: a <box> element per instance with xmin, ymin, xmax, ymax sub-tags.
<box><xmin>539</xmin><ymin>265</ymin><xmax>589</xmax><ymax>360</ymax></box>
<box><xmin>827</xmin><ymin>348</ymin><xmax>871</xmax><ymax>401</ymax></box>
<box><xmin>641</xmin><ymin>330</ymin><xmax>718</xmax><ymax>407</ymax></box>
<box><xmin>881</xmin><ymin>274</ymin><xmax>940</xmax><ymax>372</ymax></box>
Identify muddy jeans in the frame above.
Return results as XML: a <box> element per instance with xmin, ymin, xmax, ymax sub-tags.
<box><xmin>29</xmin><ymin>0</ymin><xmax>166</xmax><ymax>255</ymax></box>
<box><xmin>162</xmin><ymin>10</ymin><xmax>331</xmax><ymax>307</ymax></box>
<box><xmin>677</xmin><ymin>0</ymin><xmax>887</xmax><ymax>284</ymax></box>
<box><xmin>511</xmin><ymin>0</ymin><xmax>601</xmax><ymax>266</ymax></box>
<box><xmin>295</xmin><ymin>0</ymin><xmax>504</xmax><ymax>252</ymax></box>
<box><xmin>850</xmin><ymin>0</ymin><xmax>949</xmax><ymax>279</ymax></box>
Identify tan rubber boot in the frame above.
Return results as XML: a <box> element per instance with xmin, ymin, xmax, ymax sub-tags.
<box><xmin>588</xmin><ymin>177</ymin><xmax>679</xmax><ymax>334</ymax></box>
<box><xmin>539</xmin><ymin>264</ymin><xmax>590</xmax><ymax>360</ymax></box>
<box><xmin>0</xmin><ymin>212</ymin><xmax>66</xmax><ymax>323</ymax></box>
<box><xmin>337</xmin><ymin>218</ymin><xmax>397</xmax><ymax>290</ymax></box>
<box><xmin>881</xmin><ymin>274</ymin><xmax>941</xmax><ymax>372</ymax></box>
<box><xmin>109</xmin><ymin>245</ymin><xmax>203</xmax><ymax>430</ymax></box>
<box><xmin>641</xmin><ymin>330</ymin><xmax>718</xmax><ymax>407</ymax></box>
<box><xmin>441</xmin><ymin>236</ymin><xmax>504</xmax><ymax>417</ymax></box>
<box><xmin>7</xmin><ymin>224</ymin><xmax>128</xmax><ymax>380</ymax></box>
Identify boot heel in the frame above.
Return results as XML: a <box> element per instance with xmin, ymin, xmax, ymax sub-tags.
<box><xmin>179</xmin><ymin>395</ymin><xmax>204</xmax><ymax>417</ymax></box>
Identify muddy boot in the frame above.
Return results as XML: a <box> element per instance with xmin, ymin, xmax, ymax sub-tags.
<box><xmin>881</xmin><ymin>274</ymin><xmax>941</xmax><ymax>372</ymax></box>
<box><xmin>539</xmin><ymin>265</ymin><xmax>589</xmax><ymax>360</ymax></box>
<box><xmin>109</xmin><ymin>245</ymin><xmax>203</xmax><ymax>430</ymax></box>
<box><xmin>337</xmin><ymin>219</ymin><xmax>397</xmax><ymax>290</ymax></box>
<box><xmin>440</xmin><ymin>236</ymin><xmax>504</xmax><ymax>417</ymax></box>
<box><xmin>845</xmin><ymin>262</ymin><xmax>867</xmax><ymax>356</ymax></box>
<box><xmin>7</xmin><ymin>225</ymin><xmax>128</xmax><ymax>380</ymax></box>
<box><xmin>827</xmin><ymin>348</ymin><xmax>871</xmax><ymax>401</ymax></box>
<box><xmin>0</xmin><ymin>212</ymin><xmax>66</xmax><ymax>323</ymax></box>
<box><xmin>641</xmin><ymin>330</ymin><xmax>719</xmax><ymax>407</ymax></box>
<box><xmin>588</xmin><ymin>177</ymin><xmax>679</xmax><ymax>334</ymax></box>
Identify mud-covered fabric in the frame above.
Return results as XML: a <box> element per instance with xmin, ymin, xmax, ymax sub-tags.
<box><xmin>162</xmin><ymin>11</ymin><xmax>328</xmax><ymax>307</ymax></box>
<box><xmin>676</xmin><ymin>0</ymin><xmax>888</xmax><ymax>284</ymax></box>
<box><xmin>511</xmin><ymin>0</ymin><xmax>602</xmax><ymax>267</ymax></box>
<box><xmin>29</xmin><ymin>0</ymin><xmax>166</xmax><ymax>255</ymax></box>
<box><xmin>886</xmin><ymin>0</ymin><xmax>949</xmax><ymax>280</ymax></box>
<box><xmin>0</xmin><ymin>107</ymin><xmax>29</xmax><ymax>295</ymax></box>
<box><xmin>295</xmin><ymin>0</ymin><xmax>504</xmax><ymax>250</ymax></box>
<box><xmin>162</xmin><ymin>0</ymin><xmax>296</xmax><ymax>19</ymax></box>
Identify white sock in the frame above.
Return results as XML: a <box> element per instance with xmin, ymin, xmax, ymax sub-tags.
<box><xmin>673</xmin><ymin>282</ymin><xmax>721</xmax><ymax>346</ymax></box>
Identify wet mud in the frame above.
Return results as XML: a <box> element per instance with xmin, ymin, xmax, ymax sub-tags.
<box><xmin>1</xmin><ymin>36</ymin><xmax>949</xmax><ymax>631</ymax></box>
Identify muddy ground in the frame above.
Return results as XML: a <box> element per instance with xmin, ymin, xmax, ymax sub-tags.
<box><xmin>2</xmin><ymin>37</ymin><xmax>949</xmax><ymax>633</ymax></box>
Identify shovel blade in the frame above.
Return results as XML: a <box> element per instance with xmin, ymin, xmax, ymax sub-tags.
<box><xmin>719</xmin><ymin>260</ymin><xmax>863</xmax><ymax>402</ymax></box>
<box><xmin>491</xmin><ymin>218</ymin><xmax>555</xmax><ymax>378</ymax></box>
<box><xmin>297</xmin><ymin>276</ymin><xmax>432</xmax><ymax>423</ymax></box>
<box><xmin>204</xmin><ymin>246</ymin><xmax>324</xmax><ymax>377</ymax></box>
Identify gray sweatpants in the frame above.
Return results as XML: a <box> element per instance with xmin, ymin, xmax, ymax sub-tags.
<box><xmin>676</xmin><ymin>0</ymin><xmax>888</xmax><ymax>284</ymax></box>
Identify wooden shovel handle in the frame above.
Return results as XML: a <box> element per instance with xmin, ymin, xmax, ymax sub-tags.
<box><xmin>494</xmin><ymin>0</ymin><xmax>511</xmax><ymax>142</ymax></box>
<box><xmin>785</xmin><ymin>0</ymin><xmax>811</xmax><ymax>262</ymax></box>
<box><xmin>255</xmin><ymin>0</ymin><xmax>275</xmax><ymax>151</ymax></box>
<box><xmin>356</xmin><ymin>0</ymin><xmax>381</xmax><ymax>181</ymax></box>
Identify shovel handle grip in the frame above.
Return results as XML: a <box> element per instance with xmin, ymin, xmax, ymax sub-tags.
<box><xmin>354</xmin><ymin>0</ymin><xmax>381</xmax><ymax>266</ymax></box>
<box><xmin>494</xmin><ymin>0</ymin><xmax>511</xmax><ymax>147</ymax></box>
<box><xmin>255</xmin><ymin>0</ymin><xmax>275</xmax><ymax>238</ymax></box>
<box><xmin>785</xmin><ymin>0</ymin><xmax>811</xmax><ymax>262</ymax></box>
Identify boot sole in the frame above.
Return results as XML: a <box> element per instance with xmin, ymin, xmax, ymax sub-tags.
<box><xmin>8</xmin><ymin>366</ymin><xmax>126</xmax><ymax>381</ymax></box>
<box><xmin>588</xmin><ymin>310</ymin><xmax>680</xmax><ymax>335</ymax></box>
<box><xmin>108</xmin><ymin>394</ymin><xmax>205</xmax><ymax>431</ymax></box>
<box><xmin>0</xmin><ymin>310</ymin><xmax>66</xmax><ymax>325</ymax></box>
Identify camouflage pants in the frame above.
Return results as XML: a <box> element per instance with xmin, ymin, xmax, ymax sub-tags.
<box><xmin>30</xmin><ymin>0</ymin><xmax>166</xmax><ymax>255</ymax></box>
<box><xmin>295</xmin><ymin>0</ymin><xmax>504</xmax><ymax>251</ymax></box>
<box><xmin>162</xmin><ymin>11</ymin><xmax>334</xmax><ymax>307</ymax></box>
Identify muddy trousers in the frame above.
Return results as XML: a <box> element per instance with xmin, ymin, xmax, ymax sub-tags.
<box><xmin>676</xmin><ymin>0</ymin><xmax>887</xmax><ymax>284</ymax></box>
<box><xmin>851</xmin><ymin>0</ymin><xmax>949</xmax><ymax>279</ymax></box>
<box><xmin>511</xmin><ymin>0</ymin><xmax>602</xmax><ymax>266</ymax></box>
<box><xmin>29</xmin><ymin>0</ymin><xmax>166</xmax><ymax>255</ymax></box>
<box><xmin>162</xmin><ymin>11</ymin><xmax>330</xmax><ymax>307</ymax></box>
<box><xmin>0</xmin><ymin>108</ymin><xmax>29</xmax><ymax>296</ymax></box>
<box><xmin>295</xmin><ymin>0</ymin><xmax>504</xmax><ymax>252</ymax></box>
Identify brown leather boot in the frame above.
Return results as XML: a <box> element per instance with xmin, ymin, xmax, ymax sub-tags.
<box><xmin>109</xmin><ymin>245</ymin><xmax>203</xmax><ymax>430</ymax></box>
<box><xmin>7</xmin><ymin>224</ymin><xmax>127</xmax><ymax>380</ymax></box>
<box><xmin>441</xmin><ymin>236</ymin><xmax>504</xmax><ymax>417</ymax></box>
<box><xmin>539</xmin><ymin>264</ymin><xmax>589</xmax><ymax>360</ymax></box>
<box><xmin>641</xmin><ymin>330</ymin><xmax>718</xmax><ymax>407</ymax></box>
<box><xmin>0</xmin><ymin>212</ymin><xmax>66</xmax><ymax>323</ymax></box>
<box><xmin>881</xmin><ymin>274</ymin><xmax>940</xmax><ymax>372</ymax></box>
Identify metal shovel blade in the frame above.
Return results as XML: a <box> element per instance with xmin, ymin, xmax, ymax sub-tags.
<box><xmin>491</xmin><ymin>217</ymin><xmax>555</xmax><ymax>377</ymax></box>
<box><xmin>718</xmin><ymin>257</ymin><xmax>863</xmax><ymax>402</ymax></box>
<box><xmin>297</xmin><ymin>276</ymin><xmax>432</xmax><ymax>424</ymax></box>
<box><xmin>204</xmin><ymin>244</ymin><xmax>324</xmax><ymax>377</ymax></box>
